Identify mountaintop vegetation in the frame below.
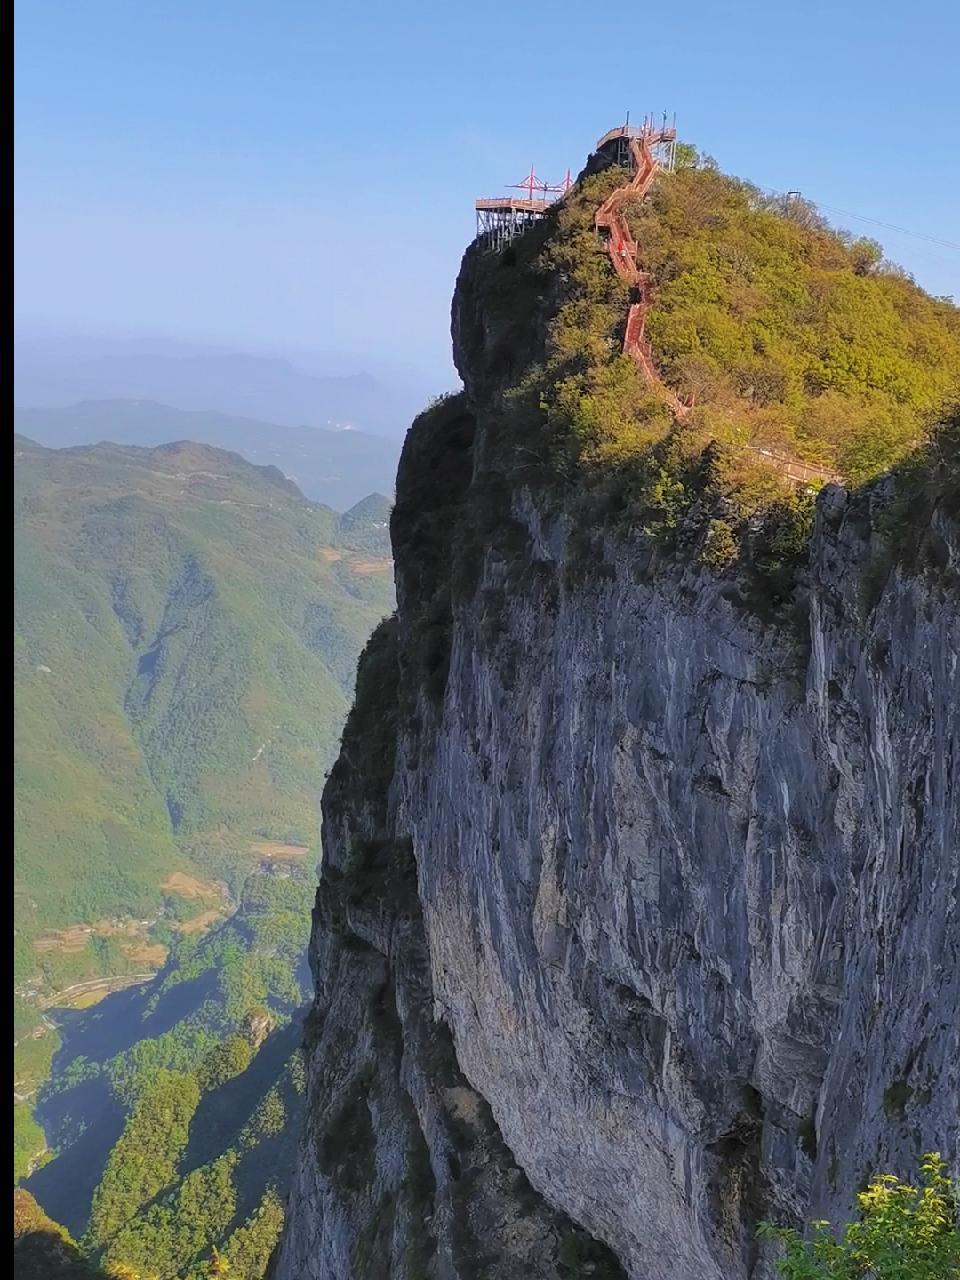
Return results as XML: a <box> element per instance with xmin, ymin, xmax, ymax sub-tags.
<box><xmin>631</xmin><ymin>154</ymin><xmax>959</xmax><ymax>482</ymax></box>
<box><xmin>438</xmin><ymin>144</ymin><xmax>960</xmax><ymax>622</ymax></box>
<box><xmin>468</xmin><ymin>146</ymin><xmax>959</xmax><ymax>486</ymax></box>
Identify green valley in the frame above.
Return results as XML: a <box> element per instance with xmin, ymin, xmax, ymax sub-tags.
<box><xmin>13</xmin><ymin>434</ymin><xmax>394</xmax><ymax>1249</ymax></box>
<box><xmin>15</xmin><ymin>436</ymin><xmax>391</xmax><ymax>986</ymax></box>
<box><xmin>22</xmin><ymin>871</ymin><xmax>313</xmax><ymax>1279</ymax></box>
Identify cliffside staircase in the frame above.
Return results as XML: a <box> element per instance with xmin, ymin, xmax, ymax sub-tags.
<box><xmin>594</xmin><ymin>121</ymin><xmax>840</xmax><ymax>486</ymax></box>
<box><xmin>595</xmin><ymin>121</ymin><xmax>690</xmax><ymax>420</ymax></box>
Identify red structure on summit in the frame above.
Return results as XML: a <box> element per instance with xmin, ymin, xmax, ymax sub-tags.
<box><xmin>593</xmin><ymin>117</ymin><xmax>690</xmax><ymax>418</ymax></box>
<box><xmin>475</xmin><ymin>164</ymin><xmax>569</xmax><ymax>250</ymax></box>
<box><xmin>509</xmin><ymin>165</ymin><xmax>564</xmax><ymax>203</ymax></box>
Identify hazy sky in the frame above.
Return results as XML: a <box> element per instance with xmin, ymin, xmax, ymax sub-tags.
<box><xmin>15</xmin><ymin>0</ymin><xmax>960</xmax><ymax>387</ymax></box>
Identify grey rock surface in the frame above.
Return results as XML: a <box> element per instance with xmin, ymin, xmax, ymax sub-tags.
<box><xmin>276</xmin><ymin>450</ymin><xmax>958</xmax><ymax>1277</ymax></box>
<box><xmin>276</xmin><ymin>235</ymin><xmax>959</xmax><ymax>1275</ymax></box>
<box><xmin>404</xmin><ymin>485</ymin><xmax>958</xmax><ymax>1278</ymax></box>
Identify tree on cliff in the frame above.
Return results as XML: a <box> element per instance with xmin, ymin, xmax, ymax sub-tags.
<box><xmin>208</xmin><ymin>1245</ymin><xmax>231</xmax><ymax>1276</ymax></box>
<box><xmin>759</xmin><ymin>1153</ymin><xmax>959</xmax><ymax>1278</ymax></box>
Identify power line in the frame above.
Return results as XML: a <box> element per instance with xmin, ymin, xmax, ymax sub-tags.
<box><xmin>759</xmin><ymin>186</ymin><xmax>960</xmax><ymax>252</ymax></box>
<box><xmin>811</xmin><ymin>202</ymin><xmax>960</xmax><ymax>251</ymax></box>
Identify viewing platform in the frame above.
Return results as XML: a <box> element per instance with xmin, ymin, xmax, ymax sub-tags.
<box><xmin>595</xmin><ymin>122</ymin><xmax>676</xmax><ymax>149</ymax></box>
<box><xmin>474</xmin><ymin>164</ymin><xmax>571</xmax><ymax>251</ymax></box>
<box><xmin>475</xmin><ymin>197</ymin><xmax>554</xmax><ymax>214</ymax></box>
<box><xmin>597</xmin><ymin>115</ymin><xmax>678</xmax><ymax>172</ymax></box>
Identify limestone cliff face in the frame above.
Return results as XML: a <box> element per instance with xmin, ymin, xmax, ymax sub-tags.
<box><xmin>275</xmin><ymin>238</ymin><xmax>959</xmax><ymax>1278</ymax></box>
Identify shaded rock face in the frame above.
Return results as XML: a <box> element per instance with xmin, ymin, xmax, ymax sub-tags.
<box><xmin>275</xmin><ymin>239</ymin><xmax>959</xmax><ymax>1276</ymax></box>
<box><xmin>394</xmin><ymin>481</ymin><xmax>958</xmax><ymax>1280</ymax></box>
<box><xmin>271</xmin><ymin>616</ymin><xmax>627</xmax><ymax>1280</ymax></box>
<box><xmin>276</xmin><ymin>401</ymin><xmax>958</xmax><ymax>1278</ymax></box>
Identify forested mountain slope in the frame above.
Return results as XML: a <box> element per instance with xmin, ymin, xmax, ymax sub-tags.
<box><xmin>14</xmin><ymin>399</ymin><xmax>401</xmax><ymax>509</ymax></box>
<box><xmin>14</xmin><ymin>435</ymin><xmax>393</xmax><ymax>1195</ymax></box>
<box><xmin>15</xmin><ymin>435</ymin><xmax>392</xmax><ymax>987</ymax></box>
<box><xmin>23</xmin><ymin>872</ymin><xmax>313</xmax><ymax>1280</ymax></box>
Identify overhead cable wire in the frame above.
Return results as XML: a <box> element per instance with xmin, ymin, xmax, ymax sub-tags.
<box><xmin>755</xmin><ymin>183</ymin><xmax>960</xmax><ymax>251</ymax></box>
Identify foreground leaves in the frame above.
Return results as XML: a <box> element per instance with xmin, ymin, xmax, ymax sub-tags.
<box><xmin>759</xmin><ymin>1153</ymin><xmax>960</xmax><ymax>1278</ymax></box>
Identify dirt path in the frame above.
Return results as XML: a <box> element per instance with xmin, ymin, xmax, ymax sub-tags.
<box><xmin>40</xmin><ymin>972</ymin><xmax>157</xmax><ymax>1010</ymax></box>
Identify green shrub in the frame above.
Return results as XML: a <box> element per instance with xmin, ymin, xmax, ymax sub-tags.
<box><xmin>702</xmin><ymin>518</ymin><xmax>739</xmax><ymax>570</ymax></box>
<box><xmin>758</xmin><ymin>1153</ymin><xmax>960</xmax><ymax>1278</ymax></box>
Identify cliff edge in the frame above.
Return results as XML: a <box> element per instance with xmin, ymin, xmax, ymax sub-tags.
<box><xmin>275</xmin><ymin>141</ymin><xmax>960</xmax><ymax>1279</ymax></box>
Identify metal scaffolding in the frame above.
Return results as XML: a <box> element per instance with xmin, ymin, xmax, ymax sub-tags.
<box><xmin>474</xmin><ymin>164</ymin><xmax>569</xmax><ymax>252</ymax></box>
<box><xmin>471</xmin><ymin>115</ymin><xmax>678</xmax><ymax>253</ymax></box>
<box><xmin>596</xmin><ymin>113</ymin><xmax>678</xmax><ymax>173</ymax></box>
<box><xmin>474</xmin><ymin>198</ymin><xmax>551</xmax><ymax>250</ymax></box>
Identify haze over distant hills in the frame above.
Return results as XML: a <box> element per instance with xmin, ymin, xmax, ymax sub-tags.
<box><xmin>14</xmin><ymin>336</ymin><xmax>437</xmax><ymax>439</ymax></box>
<box><xmin>14</xmin><ymin>400</ymin><xmax>402</xmax><ymax>511</ymax></box>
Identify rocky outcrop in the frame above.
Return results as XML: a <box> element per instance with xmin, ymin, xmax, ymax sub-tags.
<box><xmin>271</xmin><ymin>609</ymin><xmax>627</xmax><ymax>1280</ymax></box>
<box><xmin>276</xmin><ymin>203</ymin><xmax>959</xmax><ymax>1277</ymax></box>
<box><xmin>275</xmin><ymin>387</ymin><xmax>957</xmax><ymax>1279</ymax></box>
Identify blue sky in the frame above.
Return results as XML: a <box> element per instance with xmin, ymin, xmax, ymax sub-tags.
<box><xmin>15</xmin><ymin>0</ymin><xmax>960</xmax><ymax>386</ymax></box>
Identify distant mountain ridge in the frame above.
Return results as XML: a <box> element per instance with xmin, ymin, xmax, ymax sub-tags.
<box><xmin>15</xmin><ymin>338</ymin><xmax>432</xmax><ymax>438</ymax></box>
<box><xmin>14</xmin><ymin>400</ymin><xmax>400</xmax><ymax>511</ymax></box>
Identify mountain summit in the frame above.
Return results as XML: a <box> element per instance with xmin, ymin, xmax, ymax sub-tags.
<box><xmin>273</xmin><ymin>134</ymin><xmax>959</xmax><ymax>1279</ymax></box>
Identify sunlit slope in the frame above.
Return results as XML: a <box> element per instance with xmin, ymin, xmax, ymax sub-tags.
<box><xmin>14</xmin><ymin>437</ymin><xmax>393</xmax><ymax>984</ymax></box>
